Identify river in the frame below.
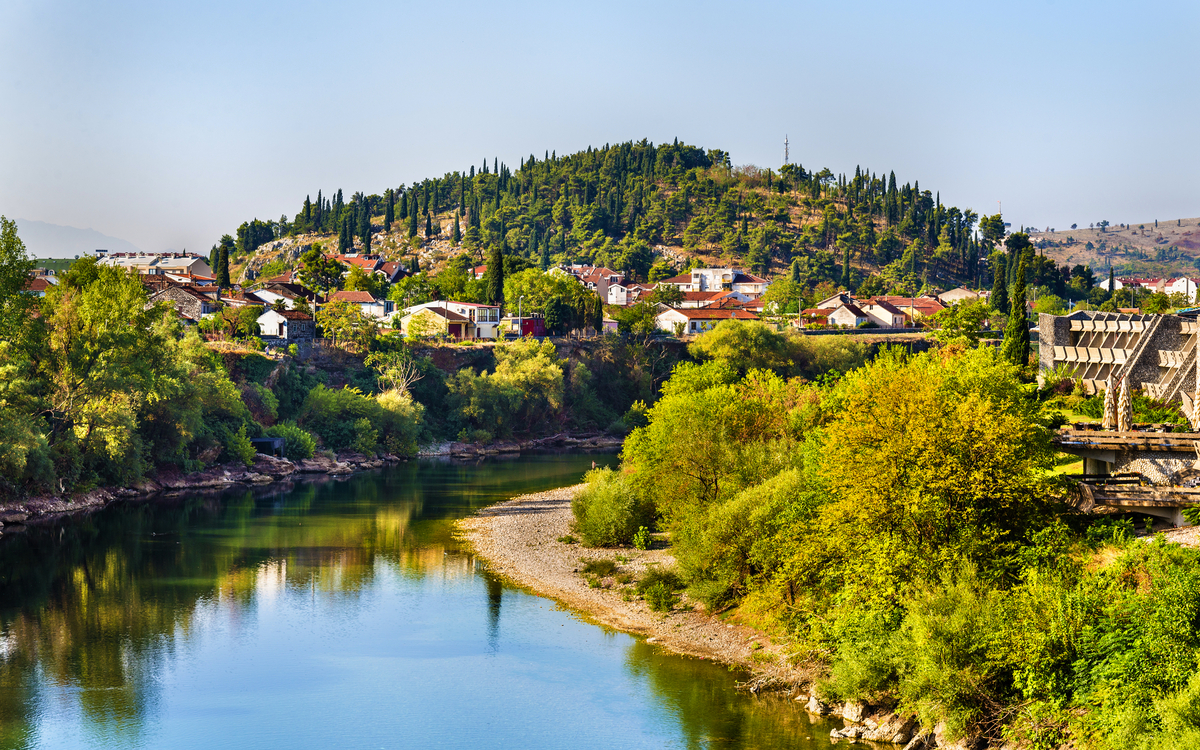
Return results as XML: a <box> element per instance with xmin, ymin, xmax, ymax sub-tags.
<box><xmin>0</xmin><ymin>456</ymin><xmax>838</xmax><ymax>749</ymax></box>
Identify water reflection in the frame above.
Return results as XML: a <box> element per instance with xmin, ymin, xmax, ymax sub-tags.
<box><xmin>0</xmin><ymin>455</ymin><xmax>832</xmax><ymax>750</ymax></box>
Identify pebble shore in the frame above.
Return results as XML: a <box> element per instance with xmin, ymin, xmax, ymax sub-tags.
<box><xmin>456</xmin><ymin>484</ymin><xmax>805</xmax><ymax>683</ymax></box>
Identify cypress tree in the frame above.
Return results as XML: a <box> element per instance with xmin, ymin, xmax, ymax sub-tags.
<box><xmin>359</xmin><ymin>206</ymin><xmax>370</xmax><ymax>248</ymax></box>
<box><xmin>209</xmin><ymin>245</ymin><xmax>220</xmax><ymax>274</ymax></box>
<box><xmin>303</xmin><ymin>195</ymin><xmax>312</xmax><ymax>230</ymax></box>
<box><xmin>217</xmin><ymin>245</ymin><xmax>231</xmax><ymax>287</ymax></box>
<box><xmin>1001</xmin><ymin>252</ymin><xmax>1030</xmax><ymax>367</ymax></box>
<box><xmin>992</xmin><ymin>254</ymin><xmax>1008</xmax><ymax>314</ymax></box>
<box><xmin>425</xmin><ymin>211</ymin><xmax>432</xmax><ymax>237</ymax></box>
<box><xmin>408</xmin><ymin>206</ymin><xmax>418</xmax><ymax>238</ymax></box>
<box><xmin>453</xmin><ymin>210</ymin><xmax>462</xmax><ymax>243</ymax></box>
<box><xmin>399</xmin><ymin>191</ymin><xmax>408</xmax><ymax>220</ymax></box>
<box><xmin>384</xmin><ymin>189</ymin><xmax>394</xmax><ymax>231</ymax></box>
<box><xmin>486</xmin><ymin>242</ymin><xmax>504</xmax><ymax>306</ymax></box>
<box><xmin>790</xmin><ymin>257</ymin><xmax>801</xmax><ymax>284</ymax></box>
<box><xmin>1108</xmin><ymin>267</ymin><xmax>1115</xmax><ymax>295</ymax></box>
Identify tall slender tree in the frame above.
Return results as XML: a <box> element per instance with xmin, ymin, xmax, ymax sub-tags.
<box><xmin>408</xmin><ymin>205</ymin><xmax>418</xmax><ymax>238</ymax></box>
<box><xmin>384</xmin><ymin>189</ymin><xmax>394</xmax><ymax>232</ymax></box>
<box><xmin>217</xmin><ymin>245</ymin><xmax>231</xmax><ymax>287</ymax></box>
<box><xmin>991</xmin><ymin>254</ymin><xmax>1008</xmax><ymax>314</ymax></box>
<box><xmin>486</xmin><ymin>242</ymin><xmax>504</xmax><ymax>306</ymax></box>
<box><xmin>452</xmin><ymin>210</ymin><xmax>461</xmax><ymax>243</ymax></box>
<box><xmin>1001</xmin><ymin>252</ymin><xmax>1030</xmax><ymax>367</ymax></box>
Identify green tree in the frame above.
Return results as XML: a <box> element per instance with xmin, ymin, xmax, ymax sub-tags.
<box><xmin>297</xmin><ymin>248</ymin><xmax>346</xmax><ymax>296</ymax></box>
<box><xmin>991</xmin><ymin>253</ymin><xmax>1008</xmax><ymax>314</ymax></box>
<box><xmin>217</xmin><ymin>245</ymin><xmax>231</xmax><ymax>287</ymax></box>
<box><xmin>648</xmin><ymin>284</ymin><xmax>683</xmax><ymax>307</ymax></box>
<box><xmin>384</xmin><ymin>189</ymin><xmax>394</xmax><ymax>232</ymax></box>
<box><xmin>0</xmin><ymin>216</ymin><xmax>35</xmax><ymax>345</ymax></box>
<box><xmin>1001</xmin><ymin>252</ymin><xmax>1030</xmax><ymax>367</ymax></box>
<box><xmin>486</xmin><ymin>243</ymin><xmax>504</xmax><ymax>306</ymax></box>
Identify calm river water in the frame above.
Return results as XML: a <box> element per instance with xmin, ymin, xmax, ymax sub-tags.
<box><xmin>0</xmin><ymin>455</ymin><xmax>837</xmax><ymax>749</ymax></box>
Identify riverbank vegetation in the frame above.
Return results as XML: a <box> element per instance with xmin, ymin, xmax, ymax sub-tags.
<box><xmin>572</xmin><ymin>318</ymin><xmax>1200</xmax><ymax>749</ymax></box>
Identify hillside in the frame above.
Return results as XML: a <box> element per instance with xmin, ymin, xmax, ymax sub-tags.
<box><xmin>215</xmin><ymin>139</ymin><xmax>996</xmax><ymax>300</ymax></box>
<box><xmin>1032</xmin><ymin>217</ymin><xmax>1200</xmax><ymax>278</ymax></box>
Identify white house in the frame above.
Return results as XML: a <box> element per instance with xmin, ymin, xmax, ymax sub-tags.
<box><xmin>1165</xmin><ymin>277</ymin><xmax>1199</xmax><ymax>299</ymax></box>
<box><xmin>827</xmin><ymin>303</ymin><xmax>870</xmax><ymax>328</ymax></box>
<box><xmin>329</xmin><ymin>290</ymin><xmax>395</xmax><ymax>320</ymax></box>
<box><xmin>654</xmin><ymin>305</ymin><xmax>759</xmax><ymax>335</ymax></box>
<box><xmin>257</xmin><ymin>309</ymin><xmax>315</xmax><ymax>340</ymax></box>
<box><xmin>400</xmin><ymin>301</ymin><xmax>502</xmax><ymax>340</ymax></box>
<box><xmin>937</xmin><ymin>287</ymin><xmax>980</xmax><ymax>305</ymax></box>
<box><xmin>99</xmin><ymin>252</ymin><xmax>214</xmax><ymax>278</ymax></box>
<box><xmin>814</xmin><ymin>292</ymin><xmax>858</xmax><ymax>310</ymax></box>
<box><xmin>861</xmin><ymin>300</ymin><xmax>908</xmax><ymax>328</ymax></box>
<box><xmin>657</xmin><ymin>268</ymin><xmax>769</xmax><ymax>297</ymax></box>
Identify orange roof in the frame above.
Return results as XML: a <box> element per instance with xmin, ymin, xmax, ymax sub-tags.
<box><xmin>668</xmin><ymin>308</ymin><xmax>759</xmax><ymax>320</ymax></box>
<box><xmin>330</xmin><ymin>290</ymin><xmax>377</xmax><ymax>303</ymax></box>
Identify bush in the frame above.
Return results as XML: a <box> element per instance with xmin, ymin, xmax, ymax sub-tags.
<box><xmin>581</xmin><ymin>558</ymin><xmax>618</xmax><ymax>577</ymax></box>
<box><xmin>265</xmin><ymin>422</ymin><xmax>316</xmax><ymax>460</ymax></box>
<box><xmin>636</xmin><ymin>567</ymin><xmax>683</xmax><ymax>612</ymax></box>
<box><xmin>225</xmin><ymin>424</ymin><xmax>257</xmax><ymax>467</ymax></box>
<box><xmin>571</xmin><ymin>468</ymin><xmax>655</xmax><ymax>547</ymax></box>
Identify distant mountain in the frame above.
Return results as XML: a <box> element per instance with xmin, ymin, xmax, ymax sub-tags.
<box><xmin>15</xmin><ymin>219</ymin><xmax>143</xmax><ymax>259</ymax></box>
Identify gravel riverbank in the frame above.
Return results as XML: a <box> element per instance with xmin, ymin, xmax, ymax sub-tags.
<box><xmin>456</xmin><ymin>484</ymin><xmax>805</xmax><ymax>684</ymax></box>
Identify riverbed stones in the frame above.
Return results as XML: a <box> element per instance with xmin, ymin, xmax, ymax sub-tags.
<box><xmin>805</xmin><ymin>695</ymin><xmax>831</xmax><ymax>715</ymax></box>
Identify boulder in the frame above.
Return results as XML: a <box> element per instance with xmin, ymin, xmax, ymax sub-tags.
<box><xmin>805</xmin><ymin>696</ymin><xmax>831</xmax><ymax>716</ymax></box>
<box><xmin>840</xmin><ymin>702</ymin><xmax>867</xmax><ymax>723</ymax></box>
<box><xmin>862</xmin><ymin>713</ymin><xmax>918</xmax><ymax>744</ymax></box>
<box><xmin>903</xmin><ymin>733</ymin><xmax>934</xmax><ymax>750</ymax></box>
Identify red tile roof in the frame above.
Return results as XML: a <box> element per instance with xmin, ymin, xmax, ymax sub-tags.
<box><xmin>330</xmin><ymin>290</ymin><xmax>377</xmax><ymax>303</ymax></box>
<box><xmin>668</xmin><ymin>308</ymin><xmax>759</xmax><ymax>320</ymax></box>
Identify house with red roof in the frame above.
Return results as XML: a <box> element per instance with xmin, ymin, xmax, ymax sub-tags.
<box><xmin>654</xmin><ymin>305</ymin><xmax>759</xmax><ymax>335</ymax></box>
<box><xmin>257</xmin><ymin>309</ymin><xmax>315</xmax><ymax>340</ymax></box>
<box><xmin>329</xmin><ymin>290</ymin><xmax>394</xmax><ymax>320</ymax></box>
<box><xmin>399</xmin><ymin>301</ymin><xmax>502</xmax><ymax>340</ymax></box>
<box><xmin>656</xmin><ymin>268</ymin><xmax>768</xmax><ymax>297</ymax></box>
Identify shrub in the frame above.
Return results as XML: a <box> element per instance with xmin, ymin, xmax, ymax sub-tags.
<box><xmin>637</xmin><ymin>567</ymin><xmax>683</xmax><ymax>612</ymax></box>
<box><xmin>351</xmin><ymin>417</ymin><xmax>378</xmax><ymax>456</ymax></box>
<box><xmin>581</xmin><ymin>558</ymin><xmax>618</xmax><ymax>577</ymax></box>
<box><xmin>632</xmin><ymin>526</ymin><xmax>651</xmax><ymax>550</ymax></box>
<box><xmin>571</xmin><ymin>468</ymin><xmax>655</xmax><ymax>547</ymax></box>
<box><xmin>375</xmin><ymin>389</ymin><xmax>424</xmax><ymax>456</ymax></box>
<box><xmin>225</xmin><ymin>424</ymin><xmax>256</xmax><ymax>467</ymax></box>
<box><xmin>265</xmin><ymin>422</ymin><xmax>316</xmax><ymax>460</ymax></box>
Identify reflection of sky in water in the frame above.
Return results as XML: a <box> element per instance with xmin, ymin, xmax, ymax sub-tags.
<box><xmin>0</xmin><ymin>456</ymin><xmax>832</xmax><ymax>750</ymax></box>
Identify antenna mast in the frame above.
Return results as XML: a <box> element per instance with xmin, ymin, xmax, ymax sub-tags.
<box><xmin>784</xmin><ymin>135</ymin><xmax>790</xmax><ymax>165</ymax></box>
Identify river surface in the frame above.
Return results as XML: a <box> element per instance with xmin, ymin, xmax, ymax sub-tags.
<box><xmin>0</xmin><ymin>456</ymin><xmax>837</xmax><ymax>749</ymax></box>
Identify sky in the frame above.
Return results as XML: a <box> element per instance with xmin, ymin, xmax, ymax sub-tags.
<box><xmin>2</xmin><ymin>0</ymin><xmax>1198</xmax><ymax>257</ymax></box>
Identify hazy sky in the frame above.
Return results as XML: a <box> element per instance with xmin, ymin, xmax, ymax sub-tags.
<box><xmin>3</xmin><ymin>0</ymin><xmax>1197</xmax><ymax>256</ymax></box>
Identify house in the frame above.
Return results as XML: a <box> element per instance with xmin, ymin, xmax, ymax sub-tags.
<box><xmin>864</xmin><ymin>296</ymin><xmax>947</xmax><ymax>319</ymax></box>
<box><xmin>938</xmin><ymin>287</ymin><xmax>980</xmax><ymax>305</ymax></box>
<box><xmin>1165</xmin><ymin>277</ymin><xmax>1199</xmax><ymax>299</ymax></box>
<box><xmin>827</xmin><ymin>303</ymin><xmax>870</xmax><ymax>328</ymax></box>
<box><xmin>799</xmin><ymin>308</ymin><xmax>830</xmax><ymax>327</ymax></box>
<box><xmin>473</xmin><ymin>265</ymin><xmax>488</xmax><ymax>280</ymax></box>
<box><xmin>378</xmin><ymin>262</ymin><xmax>407</xmax><ymax>284</ymax></box>
<box><xmin>679</xmin><ymin>291</ymin><xmax>722</xmax><ymax>308</ymax></box>
<box><xmin>329</xmin><ymin>290</ymin><xmax>395</xmax><ymax>320</ymax></box>
<box><xmin>861</xmin><ymin>300</ymin><xmax>908</xmax><ymax>328</ymax></box>
<box><xmin>23</xmin><ymin>276</ymin><xmax>56</xmax><ymax>297</ymax></box>
<box><xmin>399</xmin><ymin>301</ymin><xmax>502</xmax><ymax>340</ymax></box>
<box><xmin>251</xmin><ymin>282</ymin><xmax>323</xmax><ymax>309</ymax></box>
<box><xmin>146</xmin><ymin>285</ymin><xmax>220</xmax><ymax>320</ymax></box>
<box><xmin>257</xmin><ymin>309</ymin><xmax>315</xmax><ymax>340</ymax></box>
<box><xmin>99</xmin><ymin>252</ymin><xmax>214</xmax><ymax>277</ymax></box>
<box><xmin>329</xmin><ymin>254</ymin><xmax>382</xmax><ymax>275</ymax></box>
<box><xmin>654</xmin><ymin>306</ymin><xmax>759</xmax><ymax>335</ymax></box>
<box><xmin>814</xmin><ymin>291</ymin><xmax>858</xmax><ymax>310</ymax></box>
<box><xmin>503</xmin><ymin>315</ymin><xmax>547</xmax><ymax>337</ymax></box>
<box><xmin>163</xmin><ymin>271</ymin><xmax>217</xmax><ymax>286</ymax></box>
<box><xmin>656</xmin><ymin>268</ymin><xmax>768</xmax><ymax>297</ymax></box>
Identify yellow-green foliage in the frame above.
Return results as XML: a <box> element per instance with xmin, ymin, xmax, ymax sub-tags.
<box><xmin>446</xmin><ymin>337</ymin><xmax>564</xmax><ymax>437</ymax></box>
<box><xmin>570</xmin><ymin>467</ymin><xmax>654</xmax><ymax>547</ymax></box>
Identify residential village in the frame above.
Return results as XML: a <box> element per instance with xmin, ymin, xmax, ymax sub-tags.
<box><xmin>20</xmin><ymin>250</ymin><xmax>1049</xmax><ymax>345</ymax></box>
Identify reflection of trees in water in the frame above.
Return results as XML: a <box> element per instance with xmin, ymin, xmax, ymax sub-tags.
<box><xmin>0</xmin><ymin>476</ymin><xmax>455</xmax><ymax>746</ymax></box>
<box><xmin>623</xmin><ymin>641</ymin><xmax>821</xmax><ymax>750</ymax></box>
<box><xmin>0</xmin><ymin>456</ymin><xmax>606</xmax><ymax>747</ymax></box>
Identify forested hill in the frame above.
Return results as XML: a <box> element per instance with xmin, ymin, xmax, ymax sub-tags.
<box><xmin>221</xmin><ymin>139</ymin><xmax>997</xmax><ymax>296</ymax></box>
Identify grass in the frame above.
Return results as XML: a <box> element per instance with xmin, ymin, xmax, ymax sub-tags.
<box><xmin>556</xmin><ymin>535</ymin><xmax>578</xmax><ymax>544</ymax></box>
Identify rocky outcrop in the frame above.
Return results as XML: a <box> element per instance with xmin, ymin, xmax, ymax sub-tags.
<box><xmin>798</xmin><ymin>695</ymin><xmax>919</xmax><ymax>746</ymax></box>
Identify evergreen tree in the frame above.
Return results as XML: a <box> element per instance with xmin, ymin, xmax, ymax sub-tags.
<box><xmin>303</xmin><ymin>195</ymin><xmax>312</xmax><ymax>230</ymax></box>
<box><xmin>1109</xmin><ymin>267</ymin><xmax>1115</xmax><ymax>295</ymax></box>
<box><xmin>408</xmin><ymin>206</ymin><xmax>418</xmax><ymax>238</ymax></box>
<box><xmin>217</xmin><ymin>245</ymin><xmax>231</xmax><ymax>287</ymax></box>
<box><xmin>992</xmin><ymin>254</ymin><xmax>1008</xmax><ymax>314</ymax></box>
<box><xmin>790</xmin><ymin>257</ymin><xmax>801</xmax><ymax>284</ymax></box>
<box><xmin>359</xmin><ymin>206</ymin><xmax>371</xmax><ymax>248</ymax></box>
<box><xmin>425</xmin><ymin>211</ymin><xmax>432</xmax><ymax>237</ymax></box>
<box><xmin>400</xmin><ymin>191</ymin><xmax>408</xmax><ymax>220</ymax></box>
<box><xmin>452</xmin><ymin>210</ymin><xmax>461</xmax><ymax>243</ymax></box>
<box><xmin>1001</xmin><ymin>252</ymin><xmax>1030</xmax><ymax>367</ymax></box>
<box><xmin>209</xmin><ymin>245</ymin><xmax>220</xmax><ymax>273</ymax></box>
<box><xmin>384</xmin><ymin>189</ymin><xmax>394</xmax><ymax>232</ymax></box>
<box><xmin>486</xmin><ymin>243</ymin><xmax>504</xmax><ymax>306</ymax></box>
